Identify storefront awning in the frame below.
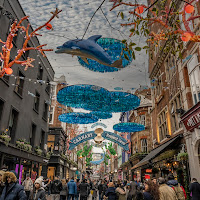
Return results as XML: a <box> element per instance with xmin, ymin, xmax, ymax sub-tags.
<box><xmin>131</xmin><ymin>135</ymin><xmax>181</xmax><ymax>170</ymax></box>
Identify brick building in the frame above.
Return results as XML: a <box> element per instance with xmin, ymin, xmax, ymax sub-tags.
<box><xmin>129</xmin><ymin>88</ymin><xmax>152</xmax><ymax>181</ymax></box>
<box><xmin>46</xmin><ymin>75</ymin><xmax>80</xmax><ymax>179</ymax></box>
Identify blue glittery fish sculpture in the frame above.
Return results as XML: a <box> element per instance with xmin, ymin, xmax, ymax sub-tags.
<box><xmin>55</xmin><ymin>35</ymin><xmax>123</xmax><ymax>68</ymax></box>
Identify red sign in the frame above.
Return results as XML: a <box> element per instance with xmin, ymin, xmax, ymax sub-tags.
<box><xmin>181</xmin><ymin>102</ymin><xmax>200</xmax><ymax>132</ymax></box>
<box><xmin>145</xmin><ymin>174</ymin><xmax>150</xmax><ymax>179</ymax></box>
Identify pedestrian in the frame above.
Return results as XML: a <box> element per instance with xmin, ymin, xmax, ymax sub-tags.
<box><xmin>102</xmin><ymin>180</ymin><xmax>108</xmax><ymax>198</ymax></box>
<box><xmin>152</xmin><ymin>178</ymin><xmax>157</xmax><ymax>185</ymax></box>
<box><xmin>33</xmin><ymin>177</ymin><xmax>46</xmax><ymax>200</ymax></box>
<box><xmin>22</xmin><ymin>173</ymin><xmax>33</xmax><ymax>200</ymax></box>
<box><xmin>127</xmin><ymin>181</ymin><xmax>137</xmax><ymax>200</ymax></box>
<box><xmin>0</xmin><ymin>170</ymin><xmax>5</xmax><ymax>196</ymax></box>
<box><xmin>49</xmin><ymin>176</ymin><xmax>62</xmax><ymax>200</ymax></box>
<box><xmin>158</xmin><ymin>177</ymin><xmax>178</xmax><ymax>200</ymax></box>
<box><xmin>143</xmin><ymin>180</ymin><xmax>160</xmax><ymax>200</ymax></box>
<box><xmin>98</xmin><ymin>180</ymin><xmax>104</xmax><ymax>200</ymax></box>
<box><xmin>79</xmin><ymin>179</ymin><xmax>88</xmax><ymax>200</ymax></box>
<box><xmin>87</xmin><ymin>180</ymin><xmax>90</xmax><ymax>197</ymax></box>
<box><xmin>92</xmin><ymin>181</ymin><xmax>98</xmax><ymax>200</ymax></box>
<box><xmin>116</xmin><ymin>183</ymin><xmax>126</xmax><ymax>200</ymax></box>
<box><xmin>105</xmin><ymin>182</ymin><xmax>117</xmax><ymax>200</ymax></box>
<box><xmin>60</xmin><ymin>179</ymin><xmax>68</xmax><ymax>200</ymax></box>
<box><xmin>67</xmin><ymin>177</ymin><xmax>77</xmax><ymax>200</ymax></box>
<box><xmin>0</xmin><ymin>171</ymin><xmax>27</xmax><ymax>200</ymax></box>
<box><xmin>189</xmin><ymin>178</ymin><xmax>200</xmax><ymax>200</ymax></box>
<box><xmin>167</xmin><ymin>174</ymin><xmax>186</xmax><ymax>200</ymax></box>
<box><xmin>75</xmin><ymin>179</ymin><xmax>80</xmax><ymax>200</ymax></box>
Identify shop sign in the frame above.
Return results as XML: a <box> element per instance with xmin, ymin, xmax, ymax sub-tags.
<box><xmin>146</xmin><ymin>169</ymin><xmax>152</xmax><ymax>173</ymax></box>
<box><xmin>145</xmin><ymin>174</ymin><xmax>150</xmax><ymax>180</ymax></box>
<box><xmin>181</xmin><ymin>102</ymin><xmax>200</xmax><ymax>132</ymax></box>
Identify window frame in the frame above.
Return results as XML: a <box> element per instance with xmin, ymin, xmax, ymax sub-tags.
<box><xmin>14</xmin><ymin>69</ymin><xmax>25</xmax><ymax>97</ymax></box>
<box><xmin>158</xmin><ymin>107</ymin><xmax>168</xmax><ymax>141</ymax></box>
<box><xmin>141</xmin><ymin>138</ymin><xmax>148</xmax><ymax>153</ymax></box>
<box><xmin>33</xmin><ymin>91</ymin><xmax>40</xmax><ymax>113</ymax></box>
<box><xmin>187</xmin><ymin>54</ymin><xmax>200</xmax><ymax>104</ymax></box>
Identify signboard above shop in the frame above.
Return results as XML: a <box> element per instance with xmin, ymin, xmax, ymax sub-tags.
<box><xmin>181</xmin><ymin>102</ymin><xmax>200</xmax><ymax>132</ymax></box>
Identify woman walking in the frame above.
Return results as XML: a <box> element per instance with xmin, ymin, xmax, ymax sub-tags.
<box><xmin>60</xmin><ymin>179</ymin><xmax>68</xmax><ymax>200</ymax></box>
<box><xmin>143</xmin><ymin>180</ymin><xmax>160</xmax><ymax>200</ymax></box>
<box><xmin>33</xmin><ymin>178</ymin><xmax>46</xmax><ymax>200</ymax></box>
<box><xmin>127</xmin><ymin>182</ymin><xmax>137</xmax><ymax>200</ymax></box>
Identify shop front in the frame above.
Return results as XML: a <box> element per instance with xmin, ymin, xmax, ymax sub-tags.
<box><xmin>131</xmin><ymin>134</ymin><xmax>186</xmax><ymax>182</ymax></box>
<box><xmin>181</xmin><ymin>101</ymin><xmax>200</xmax><ymax>182</ymax></box>
<box><xmin>0</xmin><ymin>142</ymin><xmax>48</xmax><ymax>183</ymax></box>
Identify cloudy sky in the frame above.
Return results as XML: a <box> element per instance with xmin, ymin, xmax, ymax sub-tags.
<box><xmin>19</xmin><ymin>0</ymin><xmax>149</xmax><ymax>91</ymax></box>
<box><xmin>19</xmin><ymin>0</ymin><xmax>149</xmax><ymax>137</ymax></box>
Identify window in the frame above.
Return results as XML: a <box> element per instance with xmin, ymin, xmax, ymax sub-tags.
<box><xmin>140</xmin><ymin>115</ymin><xmax>146</xmax><ymax>126</ymax></box>
<box><xmin>15</xmin><ymin>70</ymin><xmax>25</xmax><ymax>96</ymax></box>
<box><xmin>165</xmin><ymin>54</ymin><xmax>176</xmax><ymax>81</ymax></box>
<box><xmin>46</xmin><ymin>78</ymin><xmax>51</xmax><ymax>94</ymax></box>
<box><xmin>51</xmin><ymin>85</ymin><xmax>57</xmax><ymax>99</ymax></box>
<box><xmin>49</xmin><ymin>107</ymin><xmax>54</xmax><ymax>124</ymax></box>
<box><xmin>0</xmin><ymin>99</ymin><xmax>4</xmax><ymax>124</ymax></box>
<box><xmin>40</xmin><ymin>130</ymin><xmax>45</xmax><ymax>150</ymax></box>
<box><xmin>30</xmin><ymin>124</ymin><xmax>36</xmax><ymax>147</ymax></box>
<box><xmin>43</xmin><ymin>102</ymin><xmax>49</xmax><ymax>120</ymax></box>
<box><xmin>141</xmin><ymin>139</ymin><xmax>148</xmax><ymax>153</ymax></box>
<box><xmin>187</xmin><ymin>55</ymin><xmax>200</xmax><ymax>104</ymax></box>
<box><xmin>37</xmin><ymin>65</ymin><xmax>43</xmax><ymax>80</ymax></box>
<box><xmin>170</xmin><ymin>93</ymin><xmax>182</xmax><ymax>132</ymax></box>
<box><xmin>34</xmin><ymin>92</ymin><xmax>40</xmax><ymax>112</ymax></box>
<box><xmin>155</xmin><ymin>71</ymin><xmax>163</xmax><ymax>97</ymax></box>
<box><xmin>158</xmin><ymin>108</ymin><xmax>168</xmax><ymax>141</ymax></box>
<box><xmin>8</xmin><ymin>108</ymin><xmax>19</xmax><ymax>143</ymax></box>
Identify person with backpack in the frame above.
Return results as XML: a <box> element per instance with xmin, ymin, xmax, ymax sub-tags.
<box><xmin>158</xmin><ymin>177</ymin><xmax>178</xmax><ymax>200</ymax></box>
<box><xmin>167</xmin><ymin>174</ymin><xmax>186</xmax><ymax>200</ymax></box>
<box><xmin>189</xmin><ymin>178</ymin><xmax>200</xmax><ymax>200</ymax></box>
<box><xmin>79</xmin><ymin>179</ymin><xmax>88</xmax><ymax>200</ymax></box>
<box><xmin>49</xmin><ymin>176</ymin><xmax>62</xmax><ymax>200</ymax></box>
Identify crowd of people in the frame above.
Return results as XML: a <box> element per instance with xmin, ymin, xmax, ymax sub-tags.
<box><xmin>0</xmin><ymin>169</ymin><xmax>200</xmax><ymax>200</ymax></box>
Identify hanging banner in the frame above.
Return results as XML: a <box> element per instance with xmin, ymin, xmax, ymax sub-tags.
<box><xmin>69</xmin><ymin>131</ymin><xmax>130</xmax><ymax>152</ymax></box>
<box><xmin>69</xmin><ymin>131</ymin><xmax>96</xmax><ymax>150</ymax></box>
<box><xmin>102</xmin><ymin>131</ymin><xmax>129</xmax><ymax>151</ymax></box>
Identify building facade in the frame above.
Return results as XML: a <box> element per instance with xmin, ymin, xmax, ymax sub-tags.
<box><xmin>129</xmin><ymin>88</ymin><xmax>152</xmax><ymax>181</ymax></box>
<box><xmin>0</xmin><ymin>0</ymin><xmax>54</xmax><ymax>181</ymax></box>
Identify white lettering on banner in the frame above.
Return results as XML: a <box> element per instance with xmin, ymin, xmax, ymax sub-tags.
<box><xmin>187</xmin><ymin>112</ymin><xmax>200</xmax><ymax>127</ymax></box>
<box><xmin>72</xmin><ymin>133</ymin><xmax>93</xmax><ymax>144</ymax></box>
<box><xmin>105</xmin><ymin>133</ymin><xmax>126</xmax><ymax>146</ymax></box>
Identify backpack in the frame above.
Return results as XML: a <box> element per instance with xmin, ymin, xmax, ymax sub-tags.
<box><xmin>173</xmin><ymin>184</ymin><xmax>185</xmax><ymax>200</ymax></box>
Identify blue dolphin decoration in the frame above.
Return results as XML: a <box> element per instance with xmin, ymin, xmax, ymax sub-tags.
<box><xmin>55</xmin><ymin>35</ymin><xmax>123</xmax><ymax>69</ymax></box>
<box><xmin>90</xmin><ymin>153</ymin><xmax>105</xmax><ymax>165</ymax></box>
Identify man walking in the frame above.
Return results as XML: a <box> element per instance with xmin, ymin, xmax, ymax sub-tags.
<box><xmin>76</xmin><ymin>179</ymin><xmax>80</xmax><ymax>200</ymax></box>
<box><xmin>22</xmin><ymin>173</ymin><xmax>33</xmax><ymax>200</ymax></box>
<box><xmin>189</xmin><ymin>178</ymin><xmax>200</xmax><ymax>200</ymax></box>
<box><xmin>49</xmin><ymin>176</ymin><xmax>62</xmax><ymax>200</ymax></box>
<box><xmin>98</xmin><ymin>180</ymin><xmax>104</xmax><ymax>200</ymax></box>
<box><xmin>68</xmin><ymin>177</ymin><xmax>77</xmax><ymax>200</ymax></box>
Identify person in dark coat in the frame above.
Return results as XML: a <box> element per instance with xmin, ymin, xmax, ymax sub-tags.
<box><xmin>0</xmin><ymin>171</ymin><xmax>27</xmax><ymax>200</ymax></box>
<box><xmin>105</xmin><ymin>182</ymin><xmax>117</xmax><ymax>200</ymax></box>
<box><xmin>67</xmin><ymin>177</ymin><xmax>77</xmax><ymax>200</ymax></box>
<box><xmin>189</xmin><ymin>178</ymin><xmax>200</xmax><ymax>200</ymax></box>
<box><xmin>0</xmin><ymin>170</ymin><xmax>5</xmax><ymax>196</ymax></box>
<box><xmin>49</xmin><ymin>176</ymin><xmax>62</xmax><ymax>200</ymax></box>
<box><xmin>127</xmin><ymin>181</ymin><xmax>137</xmax><ymax>200</ymax></box>
<box><xmin>102</xmin><ymin>180</ymin><xmax>108</xmax><ymax>197</ymax></box>
<box><xmin>98</xmin><ymin>180</ymin><xmax>104</xmax><ymax>200</ymax></box>
<box><xmin>79</xmin><ymin>179</ymin><xmax>88</xmax><ymax>200</ymax></box>
<box><xmin>33</xmin><ymin>178</ymin><xmax>46</xmax><ymax>200</ymax></box>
